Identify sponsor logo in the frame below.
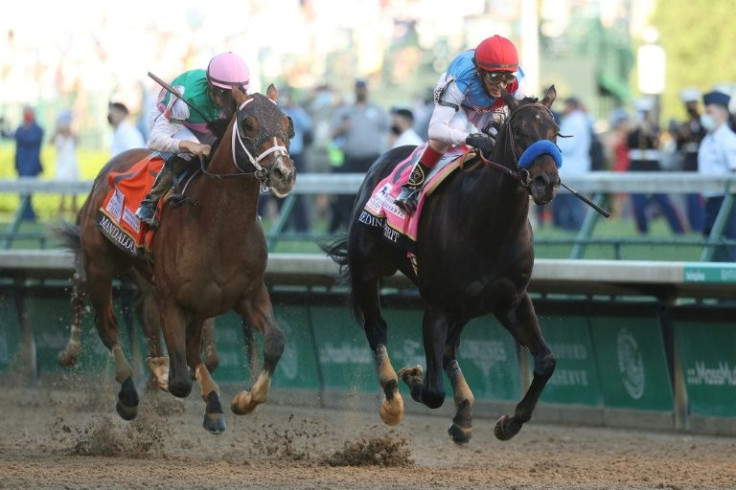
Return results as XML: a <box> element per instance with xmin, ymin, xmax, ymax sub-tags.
<box><xmin>617</xmin><ymin>328</ymin><xmax>645</xmax><ymax>399</ymax></box>
<box><xmin>98</xmin><ymin>214</ymin><xmax>136</xmax><ymax>255</ymax></box>
<box><xmin>122</xmin><ymin>207</ymin><xmax>141</xmax><ymax>233</ymax></box>
<box><xmin>686</xmin><ymin>362</ymin><xmax>736</xmax><ymax>386</ymax></box>
<box><xmin>105</xmin><ymin>188</ymin><xmax>124</xmax><ymax>222</ymax></box>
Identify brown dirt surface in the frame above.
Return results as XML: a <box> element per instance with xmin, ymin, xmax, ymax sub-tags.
<box><xmin>0</xmin><ymin>380</ymin><xmax>734</xmax><ymax>490</ymax></box>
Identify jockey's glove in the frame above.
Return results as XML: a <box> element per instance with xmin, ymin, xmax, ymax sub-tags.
<box><xmin>465</xmin><ymin>133</ymin><xmax>495</xmax><ymax>157</ymax></box>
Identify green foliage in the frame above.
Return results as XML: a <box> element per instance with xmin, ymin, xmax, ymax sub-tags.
<box><xmin>651</xmin><ymin>0</ymin><xmax>736</xmax><ymax>121</ymax></box>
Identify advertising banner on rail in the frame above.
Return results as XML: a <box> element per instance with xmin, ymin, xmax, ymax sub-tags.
<box><xmin>534</xmin><ymin>315</ymin><xmax>603</xmax><ymax>406</ymax></box>
<box><xmin>588</xmin><ymin>315</ymin><xmax>673</xmax><ymax>412</ymax></box>
<box><xmin>675</xmin><ymin>321</ymin><xmax>736</xmax><ymax>418</ymax></box>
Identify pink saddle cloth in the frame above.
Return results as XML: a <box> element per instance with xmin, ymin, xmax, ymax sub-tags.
<box><xmin>358</xmin><ymin>142</ymin><xmax>471</xmax><ymax>251</ymax></box>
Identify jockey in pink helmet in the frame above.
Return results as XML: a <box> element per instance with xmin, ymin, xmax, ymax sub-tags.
<box><xmin>135</xmin><ymin>52</ymin><xmax>251</xmax><ymax>227</ymax></box>
<box><xmin>395</xmin><ymin>35</ymin><xmax>528</xmax><ymax>213</ymax></box>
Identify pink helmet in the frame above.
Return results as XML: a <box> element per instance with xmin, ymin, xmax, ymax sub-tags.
<box><xmin>207</xmin><ymin>52</ymin><xmax>250</xmax><ymax>90</ymax></box>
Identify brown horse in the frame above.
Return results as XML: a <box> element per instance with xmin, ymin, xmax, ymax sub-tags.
<box><xmin>58</xmin><ymin>86</ymin><xmax>296</xmax><ymax>433</ymax></box>
<box><xmin>56</xmin><ymin>261</ymin><xmax>219</xmax><ymax>391</ymax></box>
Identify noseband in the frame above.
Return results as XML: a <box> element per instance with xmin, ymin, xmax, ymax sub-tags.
<box><xmin>201</xmin><ymin>98</ymin><xmax>291</xmax><ymax>191</ymax></box>
<box><xmin>476</xmin><ymin>102</ymin><xmax>560</xmax><ymax>189</ymax></box>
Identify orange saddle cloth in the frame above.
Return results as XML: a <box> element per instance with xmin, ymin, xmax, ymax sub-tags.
<box><xmin>96</xmin><ymin>154</ymin><xmax>164</xmax><ymax>257</ymax></box>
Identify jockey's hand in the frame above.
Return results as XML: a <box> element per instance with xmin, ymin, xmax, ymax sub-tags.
<box><xmin>179</xmin><ymin>140</ymin><xmax>211</xmax><ymax>157</ymax></box>
<box><xmin>465</xmin><ymin>133</ymin><xmax>495</xmax><ymax>157</ymax></box>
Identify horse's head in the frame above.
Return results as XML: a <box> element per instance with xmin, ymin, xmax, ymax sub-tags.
<box><xmin>231</xmin><ymin>85</ymin><xmax>296</xmax><ymax>197</ymax></box>
<box><xmin>499</xmin><ymin>85</ymin><xmax>561</xmax><ymax>205</ymax></box>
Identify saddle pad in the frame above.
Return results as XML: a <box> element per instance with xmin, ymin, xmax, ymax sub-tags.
<box><xmin>359</xmin><ymin>142</ymin><xmax>470</xmax><ymax>251</ymax></box>
<box><xmin>97</xmin><ymin>154</ymin><xmax>164</xmax><ymax>257</ymax></box>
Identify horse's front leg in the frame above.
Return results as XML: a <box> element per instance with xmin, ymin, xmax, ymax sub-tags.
<box><xmin>443</xmin><ymin>321</ymin><xmax>475</xmax><ymax>445</ymax></box>
<box><xmin>159</xmin><ymin>302</ymin><xmax>192</xmax><ymax>399</ymax></box>
<box><xmin>231</xmin><ymin>284</ymin><xmax>284</xmax><ymax>415</ymax></box>
<box><xmin>494</xmin><ymin>292</ymin><xmax>555</xmax><ymax>441</ymax></box>
<box><xmin>186</xmin><ymin>318</ymin><xmax>225</xmax><ymax>434</ymax></box>
<box><xmin>134</xmin><ymin>277</ymin><xmax>170</xmax><ymax>391</ymax></box>
<box><xmin>398</xmin><ymin>306</ymin><xmax>448</xmax><ymax>410</ymax></box>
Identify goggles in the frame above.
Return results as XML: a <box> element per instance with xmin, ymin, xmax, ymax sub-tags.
<box><xmin>481</xmin><ymin>71</ymin><xmax>517</xmax><ymax>85</ymax></box>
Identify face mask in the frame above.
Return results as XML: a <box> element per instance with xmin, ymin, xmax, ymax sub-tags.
<box><xmin>390</xmin><ymin>125</ymin><xmax>402</xmax><ymax>136</ymax></box>
<box><xmin>700</xmin><ymin>114</ymin><xmax>717</xmax><ymax>132</ymax></box>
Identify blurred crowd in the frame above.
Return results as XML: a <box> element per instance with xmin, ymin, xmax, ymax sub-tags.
<box><xmin>2</xmin><ymin>78</ymin><xmax>735</xmax><ymax>262</ymax></box>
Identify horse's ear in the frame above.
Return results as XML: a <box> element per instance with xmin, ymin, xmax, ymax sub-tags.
<box><xmin>541</xmin><ymin>85</ymin><xmax>557</xmax><ymax>109</ymax></box>
<box><xmin>266</xmin><ymin>84</ymin><xmax>278</xmax><ymax>103</ymax></box>
<box><xmin>501</xmin><ymin>90</ymin><xmax>519</xmax><ymax>111</ymax></box>
<box><xmin>232</xmin><ymin>85</ymin><xmax>250</xmax><ymax>106</ymax></box>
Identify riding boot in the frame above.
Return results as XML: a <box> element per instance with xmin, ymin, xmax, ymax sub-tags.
<box><xmin>135</xmin><ymin>165</ymin><xmax>175</xmax><ymax>228</ymax></box>
<box><xmin>394</xmin><ymin>145</ymin><xmax>445</xmax><ymax>214</ymax></box>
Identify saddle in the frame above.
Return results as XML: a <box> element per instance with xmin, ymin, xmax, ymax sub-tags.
<box><xmin>96</xmin><ymin>154</ymin><xmax>197</xmax><ymax>257</ymax></box>
<box><xmin>359</xmin><ymin>142</ymin><xmax>471</xmax><ymax>253</ymax></box>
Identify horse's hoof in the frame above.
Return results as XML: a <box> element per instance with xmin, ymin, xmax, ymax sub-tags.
<box><xmin>230</xmin><ymin>391</ymin><xmax>257</xmax><ymax>415</ymax></box>
<box><xmin>116</xmin><ymin>399</ymin><xmax>138</xmax><ymax>421</ymax></box>
<box><xmin>397</xmin><ymin>365</ymin><xmax>423</xmax><ymax>386</ymax></box>
<box><xmin>448</xmin><ymin>422</ymin><xmax>472</xmax><ymax>445</ymax></box>
<box><xmin>202</xmin><ymin>413</ymin><xmax>226</xmax><ymax>434</ymax></box>
<box><xmin>379</xmin><ymin>395</ymin><xmax>405</xmax><ymax>426</ymax></box>
<box><xmin>494</xmin><ymin>415</ymin><xmax>522</xmax><ymax>441</ymax></box>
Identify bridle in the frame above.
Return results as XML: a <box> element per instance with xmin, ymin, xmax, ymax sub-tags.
<box><xmin>474</xmin><ymin>102</ymin><xmax>558</xmax><ymax>189</ymax></box>
<box><xmin>200</xmin><ymin>98</ymin><xmax>291</xmax><ymax>192</ymax></box>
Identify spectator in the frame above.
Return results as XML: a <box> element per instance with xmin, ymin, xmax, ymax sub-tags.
<box><xmin>606</xmin><ymin>108</ymin><xmax>631</xmax><ymax>217</ymax></box>
<box><xmin>553</xmin><ymin>96</ymin><xmax>591</xmax><ymax>231</ymax></box>
<box><xmin>626</xmin><ymin>98</ymin><xmax>685</xmax><ymax>234</ymax></box>
<box><xmin>675</xmin><ymin>88</ymin><xmax>706</xmax><ymax>232</ymax></box>
<box><xmin>698</xmin><ymin>90</ymin><xmax>736</xmax><ymax>262</ymax></box>
<box><xmin>390</xmin><ymin>108</ymin><xmax>423</xmax><ymax>148</ymax></box>
<box><xmin>328</xmin><ymin>79</ymin><xmax>388</xmax><ymax>232</ymax></box>
<box><xmin>51</xmin><ymin>110</ymin><xmax>79</xmax><ymax>217</ymax></box>
<box><xmin>258</xmin><ymin>90</ymin><xmax>314</xmax><ymax>234</ymax></box>
<box><xmin>3</xmin><ymin>106</ymin><xmax>44</xmax><ymax>221</ymax></box>
<box><xmin>108</xmin><ymin>101</ymin><xmax>145</xmax><ymax>158</ymax></box>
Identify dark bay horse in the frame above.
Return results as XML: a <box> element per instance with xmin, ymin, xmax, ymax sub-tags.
<box><xmin>325</xmin><ymin>87</ymin><xmax>560</xmax><ymax>444</ymax></box>
<box><xmin>58</xmin><ymin>86</ymin><xmax>296</xmax><ymax>433</ymax></box>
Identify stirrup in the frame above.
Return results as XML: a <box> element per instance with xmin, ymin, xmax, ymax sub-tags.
<box><xmin>135</xmin><ymin>201</ymin><xmax>159</xmax><ymax>228</ymax></box>
<box><xmin>394</xmin><ymin>186</ymin><xmax>421</xmax><ymax>214</ymax></box>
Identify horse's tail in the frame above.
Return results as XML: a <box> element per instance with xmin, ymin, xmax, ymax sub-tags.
<box><xmin>320</xmin><ymin>235</ymin><xmax>361</xmax><ymax>323</ymax></box>
<box><xmin>54</xmin><ymin>221</ymin><xmax>85</xmax><ymax>279</ymax></box>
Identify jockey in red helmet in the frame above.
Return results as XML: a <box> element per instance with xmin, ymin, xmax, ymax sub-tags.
<box><xmin>135</xmin><ymin>52</ymin><xmax>251</xmax><ymax>227</ymax></box>
<box><xmin>395</xmin><ymin>35</ymin><xmax>528</xmax><ymax>213</ymax></box>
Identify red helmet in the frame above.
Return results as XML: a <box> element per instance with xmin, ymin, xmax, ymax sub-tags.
<box><xmin>474</xmin><ymin>35</ymin><xmax>518</xmax><ymax>72</ymax></box>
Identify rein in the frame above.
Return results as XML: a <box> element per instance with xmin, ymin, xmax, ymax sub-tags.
<box><xmin>471</xmin><ymin>102</ymin><xmax>555</xmax><ymax>188</ymax></box>
<box><xmin>200</xmin><ymin>98</ymin><xmax>290</xmax><ymax>192</ymax></box>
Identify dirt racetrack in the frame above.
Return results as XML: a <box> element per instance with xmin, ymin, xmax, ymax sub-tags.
<box><xmin>0</xmin><ymin>377</ymin><xmax>734</xmax><ymax>490</ymax></box>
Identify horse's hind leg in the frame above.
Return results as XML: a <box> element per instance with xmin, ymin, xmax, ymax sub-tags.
<box><xmin>86</xmin><ymin>268</ymin><xmax>139</xmax><ymax>420</ymax></box>
<box><xmin>136</xmin><ymin>285</ymin><xmax>168</xmax><ymax>391</ymax></box>
<box><xmin>444</xmin><ymin>321</ymin><xmax>474</xmax><ymax>445</ymax></box>
<box><xmin>185</xmin><ymin>318</ymin><xmax>226</xmax><ymax>434</ymax></box>
<box><xmin>398</xmin><ymin>306</ymin><xmax>447</xmax><ymax>410</ymax></box>
<box><xmin>353</xmin><ymin>273</ymin><xmax>404</xmax><ymax>426</ymax></box>
<box><xmin>494</xmin><ymin>293</ymin><xmax>555</xmax><ymax>441</ymax></box>
<box><xmin>231</xmin><ymin>284</ymin><xmax>284</xmax><ymax>415</ymax></box>
<box><xmin>57</xmin><ymin>269</ymin><xmax>86</xmax><ymax>367</ymax></box>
